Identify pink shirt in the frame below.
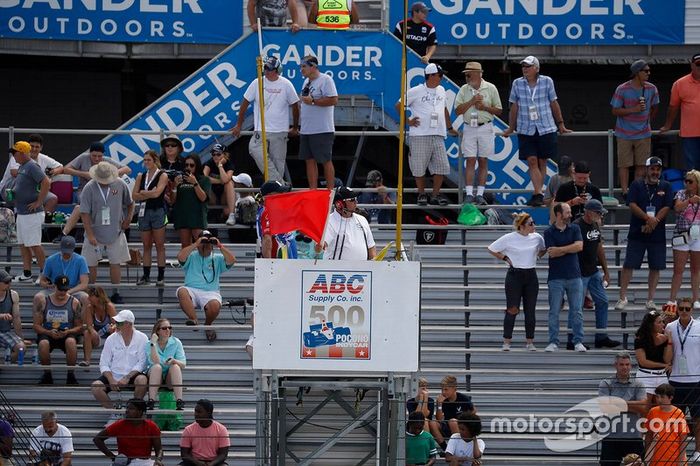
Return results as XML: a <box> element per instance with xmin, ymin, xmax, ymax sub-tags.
<box><xmin>180</xmin><ymin>421</ymin><xmax>230</xmax><ymax>461</ymax></box>
<box><xmin>670</xmin><ymin>73</ymin><xmax>700</xmax><ymax>137</ymax></box>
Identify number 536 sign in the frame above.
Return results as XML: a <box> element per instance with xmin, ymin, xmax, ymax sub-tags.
<box><xmin>301</xmin><ymin>271</ymin><xmax>372</xmax><ymax>360</ymax></box>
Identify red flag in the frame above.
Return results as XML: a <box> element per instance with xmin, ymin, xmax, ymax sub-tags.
<box><xmin>265</xmin><ymin>189</ymin><xmax>331</xmax><ymax>243</ymax></box>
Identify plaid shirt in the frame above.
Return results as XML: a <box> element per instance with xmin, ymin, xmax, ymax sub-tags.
<box><xmin>509</xmin><ymin>74</ymin><xmax>558</xmax><ymax>136</ymax></box>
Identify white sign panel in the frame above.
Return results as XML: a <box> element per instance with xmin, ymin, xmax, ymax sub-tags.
<box><xmin>253</xmin><ymin>259</ymin><xmax>420</xmax><ymax>372</ymax></box>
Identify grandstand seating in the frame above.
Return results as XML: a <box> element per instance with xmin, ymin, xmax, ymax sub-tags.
<box><xmin>2</xmin><ymin>213</ymin><xmax>692</xmax><ymax>465</ymax></box>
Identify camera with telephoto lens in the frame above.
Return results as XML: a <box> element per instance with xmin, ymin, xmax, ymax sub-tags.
<box><xmin>165</xmin><ymin>169</ymin><xmax>184</xmax><ymax>181</ymax></box>
<box><xmin>44</xmin><ymin>167</ymin><xmax>54</xmax><ymax>177</ymax></box>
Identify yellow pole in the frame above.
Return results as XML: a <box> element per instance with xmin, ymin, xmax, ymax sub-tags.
<box><xmin>256</xmin><ymin>55</ymin><xmax>269</xmax><ymax>181</ymax></box>
<box><xmin>395</xmin><ymin>0</ymin><xmax>408</xmax><ymax>261</ymax></box>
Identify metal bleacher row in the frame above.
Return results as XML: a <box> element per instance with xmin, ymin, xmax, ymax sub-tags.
<box><xmin>1</xmin><ymin>200</ymin><xmax>692</xmax><ymax>465</ymax></box>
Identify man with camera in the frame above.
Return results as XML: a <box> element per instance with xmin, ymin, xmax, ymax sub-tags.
<box><xmin>317</xmin><ymin>187</ymin><xmax>376</xmax><ymax>260</ymax></box>
<box><xmin>176</xmin><ymin>231</ymin><xmax>236</xmax><ymax>342</ymax></box>
<box><xmin>554</xmin><ymin>161</ymin><xmax>603</xmax><ymax>220</ymax></box>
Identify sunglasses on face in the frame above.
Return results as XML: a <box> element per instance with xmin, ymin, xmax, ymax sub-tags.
<box><xmin>164</xmin><ymin>144</ymin><xmax>178</xmax><ymax>148</ymax></box>
<box><xmin>525</xmin><ymin>220</ymin><xmax>535</xmax><ymax>226</ymax></box>
<box><xmin>640</xmin><ymin>69</ymin><xmax>651</xmax><ymax>73</ymax></box>
<box><xmin>185</xmin><ymin>163</ymin><xmax>196</xmax><ymax>167</ymax></box>
<box><xmin>159</xmin><ymin>326</ymin><xmax>172</xmax><ymax>331</ymax></box>
<box><xmin>679</xmin><ymin>307</ymin><xmax>692</xmax><ymax>312</ymax></box>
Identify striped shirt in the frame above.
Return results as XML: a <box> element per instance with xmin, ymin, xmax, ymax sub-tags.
<box><xmin>610</xmin><ymin>81</ymin><xmax>659</xmax><ymax>140</ymax></box>
<box><xmin>508</xmin><ymin>75</ymin><xmax>558</xmax><ymax>136</ymax></box>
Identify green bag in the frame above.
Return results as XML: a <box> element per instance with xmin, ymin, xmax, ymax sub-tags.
<box><xmin>457</xmin><ymin>203</ymin><xmax>487</xmax><ymax>226</ymax></box>
<box><xmin>153</xmin><ymin>390</ymin><xmax>183</xmax><ymax>431</ymax></box>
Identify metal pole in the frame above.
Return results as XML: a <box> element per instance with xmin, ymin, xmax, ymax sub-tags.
<box><xmin>395</xmin><ymin>0</ymin><xmax>409</xmax><ymax>261</ymax></box>
<box><xmin>607</xmin><ymin>129</ymin><xmax>615</xmax><ymax>197</ymax></box>
<box><xmin>256</xmin><ymin>19</ymin><xmax>270</xmax><ymax>182</ymax></box>
<box><xmin>457</xmin><ymin>132</ymin><xmax>464</xmax><ymax>204</ymax></box>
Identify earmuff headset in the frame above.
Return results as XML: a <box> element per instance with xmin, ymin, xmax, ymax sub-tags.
<box><xmin>264</xmin><ymin>56</ymin><xmax>283</xmax><ymax>74</ymax></box>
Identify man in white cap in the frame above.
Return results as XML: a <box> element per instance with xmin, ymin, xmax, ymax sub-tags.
<box><xmin>454</xmin><ymin>61</ymin><xmax>502</xmax><ymax>205</ymax></box>
<box><xmin>396</xmin><ymin>63</ymin><xmax>458</xmax><ymax>206</ymax></box>
<box><xmin>503</xmin><ymin>56</ymin><xmax>571</xmax><ymax>207</ymax></box>
<box><xmin>233</xmin><ymin>173</ymin><xmax>258</xmax><ymax>226</ymax></box>
<box><xmin>80</xmin><ymin>161</ymin><xmax>134</xmax><ymax>304</ymax></box>
<box><xmin>232</xmin><ymin>56</ymin><xmax>300</xmax><ymax>183</ymax></box>
<box><xmin>91</xmin><ymin>309</ymin><xmax>148</xmax><ymax>422</ymax></box>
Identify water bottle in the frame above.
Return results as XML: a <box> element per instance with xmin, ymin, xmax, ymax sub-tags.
<box><xmin>17</xmin><ymin>347</ymin><xmax>24</xmax><ymax>366</ymax></box>
<box><xmin>4</xmin><ymin>347</ymin><xmax>10</xmax><ymax>365</ymax></box>
<box><xmin>31</xmin><ymin>347</ymin><xmax>38</xmax><ymax>365</ymax></box>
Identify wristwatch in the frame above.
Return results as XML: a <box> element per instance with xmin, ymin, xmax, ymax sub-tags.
<box><xmin>311</xmin><ymin>97</ymin><xmax>316</xmax><ymax>105</ymax></box>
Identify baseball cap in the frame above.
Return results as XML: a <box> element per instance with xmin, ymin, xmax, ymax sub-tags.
<box><xmin>9</xmin><ymin>141</ymin><xmax>31</xmax><ymax>155</ymax></box>
<box><xmin>60</xmin><ymin>235</ymin><xmax>76</xmax><ymax>254</ymax></box>
<box><xmin>630</xmin><ymin>59</ymin><xmax>648</xmax><ymax>76</ymax></box>
<box><xmin>366</xmin><ymin>170</ymin><xmax>383</xmax><ymax>186</ymax></box>
<box><xmin>574</xmin><ymin>161</ymin><xmax>590</xmax><ymax>174</ymax></box>
<box><xmin>232</xmin><ymin>173</ymin><xmax>253</xmax><ymax>188</ymax></box>
<box><xmin>89</xmin><ymin>141</ymin><xmax>105</xmax><ymax>153</ymax></box>
<box><xmin>113</xmin><ymin>309</ymin><xmax>136</xmax><ymax>323</ymax></box>
<box><xmin>302</xmin><ymin>56</ymin><xmax>318</xmax><ymax>67</ymax></box>
<box><xmin>210</xmin><ymin>143</ymin><xmax>226</xmax><ymax>154</ymax></box>
<box><xmin>334</xmin><ymin>186</ymin><xmax>357</xmax><ymax>203</ymax></box>
<box><xmin>558</xmin><ymin>155</ymin><xmax>573</xmax><ymax>175</ymax></box>
<box><xmin>692</xmin><ymin>53</ymin><xmax>700</xmax><ymax>63</ymax></box>
<box><xmin>584</xmin><ymin>199</ymin><xmax>608</xmax><ymax>216</ymax></box>
<box><xmin>645</xmin><ymin>156</ymin><xmax>663</xmax><ymax>167</ymax></box>
<box><xmin>411</xmin><ymin>1</ymin><xmax>431</xmax><ymax>13</ymax></box>
<box><xmin>520</xmin><ymin>56</ymin><xmax>540</xmax><ymax>68</ymax></box>
<box><xmin>260</xmin><ymin>180</ymin><xmax>291</xmax><ymax>196</ymax></box>
<box><xmin>424</xmin><ymin>63</ymin><xmax>443</xmax><ymax>76</ymax></box>
<box><xmin>0</xmin><ymin>270</ymin><xmax>11</xmax><ymax>284</ymax></box>
<box><xmin>55</xmin><ymin>275</ymin><xmax>71</xmax><ymax>291</ymax></box>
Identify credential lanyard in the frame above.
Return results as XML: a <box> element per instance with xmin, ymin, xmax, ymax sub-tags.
<box><xmin>98</xmin><ymin>185</ymin><xmax>110</xmax><ymax>206</ymax></box>
<box><xmin>527</xmin><ymin>77</ymin><xmax>539</xmax><ymax>103</ymax></box>
<box><xmin>677</xmin><ymin>319</ymin><xmax>694</xmax><ymax>354</ymax></box>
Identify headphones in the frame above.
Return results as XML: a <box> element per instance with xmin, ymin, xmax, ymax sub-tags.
<box><xmin>264</xmin><ymin>56</ymin><xmax>283</xmax><ymax>74</ymax></box>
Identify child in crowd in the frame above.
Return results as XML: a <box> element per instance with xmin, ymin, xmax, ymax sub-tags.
<box><xmin>644</xmin><ymin>383</ymin><xmax>689</xmax><ymax>465</ymax></box>
<box><xmin>405</xmin><ymin>411</ymin><xmax>438</xmax><ymax>466</ymax></box>
<box><xmin>445</xmin><ymin>412</ymin><xmax>485</xmax><ymax>466</ymax></box>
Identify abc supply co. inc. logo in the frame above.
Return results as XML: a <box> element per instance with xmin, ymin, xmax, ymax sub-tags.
<box><xmin>491</xmin><ymin>396</ymin><xmax>687</xmax><ymax>453</ymax></box>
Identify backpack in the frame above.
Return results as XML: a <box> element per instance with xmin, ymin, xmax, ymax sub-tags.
<box><xmin>416</xmin><ymin>214</ymin><xmax>448</xmax><ymax>245</ymax></box>
<box><xmin>236</xmin><ymin>196</ymin><xmax>259</xmax><ymax>226</ymax></box>
<box><xmin>0</xmin><ymin>207</ymin><xmax>16</xmax><ymax>243</ymax></box>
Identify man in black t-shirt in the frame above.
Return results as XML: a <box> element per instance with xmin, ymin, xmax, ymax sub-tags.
<box><xmin>393</xmin><ymin>2</ymin><xmax>437</xmax><ymax>64</ymax></box>
<box><xmin>429</xmin><ymin>375</ymin><xmax>475</xmax><ymax>450</ymax></box>
<box><xmin>555</xmin><ymin>160</ymin><xmax>603</xmax><ymax>219</ymax></box>
<box><xmin>574</xmin><ymin>200</ymin><xmax>620</xmax><ymax>349</ymax></box>
<box><xmin>203</xmin><ymin>144</ymin><xmax>237</xmax><ymax>226</ymax></box>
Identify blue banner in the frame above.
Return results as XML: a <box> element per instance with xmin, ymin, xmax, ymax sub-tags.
<box><xmin>101</xmin><ymin>29</ymin><xmax>552</xmax><ymax>218</ymax></box>
<box><xmin>389</xmin><ymin>0</ymin><xmax>685</xmax><ymax>45</ymax></box>
<box><xmin>0</xmin><ymin>0</ymin><xmax>240</xmax><ymax>44</ymax></box>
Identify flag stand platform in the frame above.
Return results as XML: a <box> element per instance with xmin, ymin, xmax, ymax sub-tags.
<box><xmin>255</xmin><ymin>370</ymin><xmax>416</xmax><ymax>465</ymax></box>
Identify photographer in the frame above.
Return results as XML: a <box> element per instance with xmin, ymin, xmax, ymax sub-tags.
<box><xmin>170</xmin><ymin>155</ymin><xmax>211</xmax><ymax>248</ymax></box>
<box><xmin>554</xmin><ymin>161</ymin><xmax>603</xmax><ymax>220</ymax></box>
<box><xmin>176</xmin><ymin>231</ymin><xmax>236</xmax><ymax>342</ymax></box>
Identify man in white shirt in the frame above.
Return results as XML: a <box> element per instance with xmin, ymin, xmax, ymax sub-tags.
<box><xmin>232</xmin><ymin>56</ymin><xmax>300</xmax><ymax>183</ymax></box>
<box><xmin>664</xmin><ymin>297</ymin><xmax>700</xmax><ymax>461</ymax></box>
<box><xmin>298</xmin><ymin>55</ymin><xmax>338</xmax><ymax>190</ymax></box>
<box><xmin>317</xmin><ymin>187</ymin><xmax>376</xmax><ymax>260</ymax></box>
<box><xmin>91</xmin><ymin>310</ymin><xmax>148</xmax><ymax>420</ymax></box>
<box><xmin>30</xmin><ymin>411</ymin><xmax>74</xmax><ymax>466</ymax></box>
<box><xmin>396</xmin><ymin>63</ymin><xmax>457</xmax><ymax>206</ymax></box>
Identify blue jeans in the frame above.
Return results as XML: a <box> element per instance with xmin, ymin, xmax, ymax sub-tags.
<box><xmin>548</xmin><ymin>278</ymin><xmax>584</xmax><ymax>345</ymax></box>
<box><xmin>581</xmin><ymin>271</ymin><xmax>609</xmax><ymax>342</ymax></box>
<box><xmin>682</xmin><ymin>137</ymin><xmax>700</xmax><ymax>171</ymax></box>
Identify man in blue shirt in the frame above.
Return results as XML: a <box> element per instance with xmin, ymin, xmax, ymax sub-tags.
<box><xmin>176</xmin><ymin>230</ymin><xmax>236</xmax><ymax>342</ymax></box>
<box><xmin>616</xmin><ymin>156</ymin><xmax>673</xmax><ymax>312</ymax></box>
<box><xmin>39</xmin><ymin>235</ymin><xmax>89</xmax><ymax>310</ymax></box>
<box><xmin>544</xmin><ymin>202</ymin><xmax>585</xmax><ymax>352</ymax></box>
<box><xmin>502</xmin><ymin>56</ymin><xmax>571</xmax><ymax>207</ymax></box>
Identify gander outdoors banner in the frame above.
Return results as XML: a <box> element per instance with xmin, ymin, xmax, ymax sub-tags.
<box><xmin>0</xmin><ymin>0</ymin><xmax>241</xmax><ymax>43</ymax></box>
<box><xmin>389</xmin><ymin>0</ymin><xmax>685</xmax><ymax>45</ymax></box>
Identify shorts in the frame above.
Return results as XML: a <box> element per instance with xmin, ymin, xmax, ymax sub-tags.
<box><xmin>81</xmin><ymin>232</ymin><xmax>131</xmax><ymax>267</ymax></box>
<box><xmin>517</xmin><ymin>131</ymin><xmax>558</xmax><ymax>160</ymax></box>
<box><xmin>138</xmin><ymin>207</ymin><xmax>166</xmax><ymax>231</ymax></box>
<box><xmin>672</xmin><ymin>236</ymin><xmax>700</xmax><ymax>252</ymax></box>
<box><xmin>0</xmin><ymin>331</ymin><xmax>22</xmax><ymax>350</ymax></box>
<box><xmin>176</xmin><ymin>286</ymin><xmax>222</xmax><ymax>310</ymax></box>
<box><xmin>299</xmin><ymin>133</ymin><xmax>334</xmax><ymax>163</ymax></box>
<box><xmin>37</xmin><ymin>334</ymin><xmax>75</xmax><ymax>353</ymax></box>
<box><xmin>408</xmin><ymin>135</ymin><xmax>450</xmax><ymax>177</ymax></box>
<box><xmin>438</xmin><ymin>420</ymin><xmax>453</xmax><ymax>439</ymax></box>
<box><xmin>461</xmin><ymin>122</ymin><xmax>496</xmax><ymax>159</ymax></box>
<box><xmin>636</xmin><ymin>367</ymin><xmax>669</xmax><ymax>395</ymax></box>
<box><xmin>96</xmin><ymin>372</ymin><xmax>146</xmax><ymax>394</ymax></box>
<box><xmin>617</xmin><ymin>138</ymin><xmax>650</xmax><ymax>168</ymax></box>
<box><xmin>623</xmin><ymin>239</ymin><xmax>666</xmax><ymax>270</ymax></box>
<box><xmin>669</xmin><ymin>380</ymin><xmax>700</xmax><ymax>418</ymax></box>
<box><xmin>16</xmin><ymin>211</ymin><xmax>44</xmax><ymax>247</ymax></box>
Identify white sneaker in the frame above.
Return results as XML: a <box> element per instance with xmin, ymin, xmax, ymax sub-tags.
<box><xmin>544</xmin><ymin>343</ymin><xmax>558</xmax><ymax>352</ymax></box>
<box><xmin>574</xmin><ymin>343</ymin><xmax>588</xmax><ymax>352</ymax></box>
<box><xmin>646</xmin><ymin>300</ymin><xmax>657</xmax><ymax>311</ymax></box>
<box><xmin>34</xmin><ymin>277</ymin><xmax>41</xmax><ymax>286</ymax></box>
<box><xmin>11</xmin><ymin>274</ymin><xmax>32</xmax><ymax>283</ymax></box>
<box><xmin>614</xmin><ymin>298</ymin><xmax>628</xmax><ymax>310</ymax></box>
<box><xmin>225</xmin><ymin>213</ymin><xmax>236</xmax><ymax>226</ymax></box>
<box><xmin>501</xmin><ymin>342</ymin><xmax>511</xmax><ymax>351</ymax></box>
<box><xmin>689</xmin><ymin>451</ymin><xmax>700</xmax><ymax>463</ymax></box>
<box><xmin>526</xmin><ymin>343</ymin><xmax>537</xmax><ymax>352</ymax></box>
<box><xmin>105</xmin><ymin>413</ymin><xmax>122</xmax><ymax>427</ymax></box>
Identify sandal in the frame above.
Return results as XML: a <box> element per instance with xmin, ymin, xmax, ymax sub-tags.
<box><xmin>205</xmin><ymin>329</ymin><xmax>217</xmax><ymax>342</ymax></box>
<box><xmin>185</xmin><ymin>319</ymin><xmax>198</xmax><ymax>328</ymax></box>
<box><xmin>78</xmin><ymin>360</ymin><xmax>90</xmax><ymax>367</ymax></box>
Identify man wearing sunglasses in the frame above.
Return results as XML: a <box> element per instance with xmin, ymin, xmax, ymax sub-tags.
<box><xmin>660</xmin><ymin>53</ymin><xmax>700</xmax><ymax>171</ymax></box>
<box><xmin>664</xmin><ymin>297</ymin><xmax>700</xmax><ymax>462</ymax></box>
<box><xmin>611</xmin><ymin>59</ymin><xmax>659</xmax><ymax>200</ymax></box>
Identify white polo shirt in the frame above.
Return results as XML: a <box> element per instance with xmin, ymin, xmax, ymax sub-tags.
<box><xmin>323</xmin><ymin>211</ymin><xmax>375</xmax><ymax>261</ymax></box>
<box><xmin>99</xmin><ymin>329</ymin><xmax>148</xmax><ymax>380</ymax></box>
<box><xmin>667</xmin><ymin>317</ymin><xmax>700</xmax><ymax>383</ymax></box>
